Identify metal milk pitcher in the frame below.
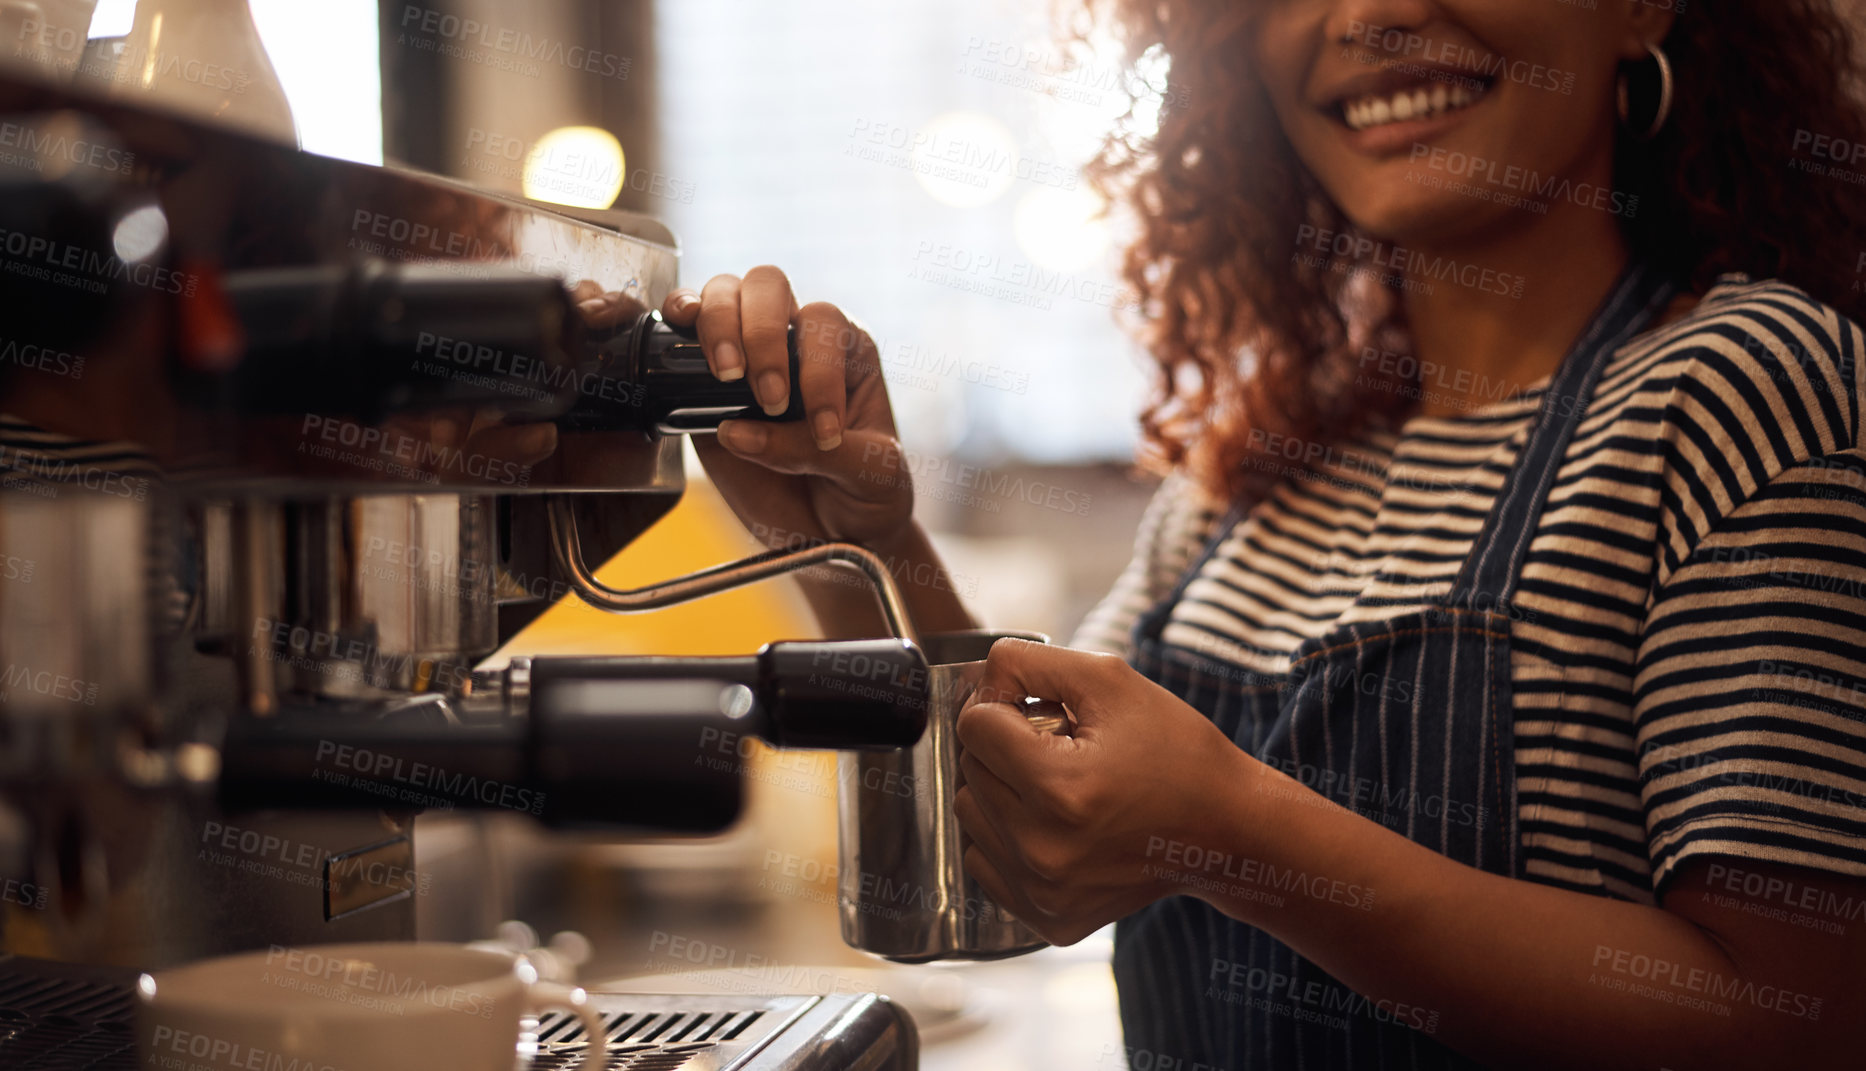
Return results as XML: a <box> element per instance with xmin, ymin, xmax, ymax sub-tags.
<box><xmin>837</xmin><ymin>630</ymin><xmax>1069</xmax><ymax>963</ymax></box>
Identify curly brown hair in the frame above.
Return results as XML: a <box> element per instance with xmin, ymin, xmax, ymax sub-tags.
<box><xmin>1080</xmin><ymin>1</ymin><xmax>1866</xmax><ymax>504</ymax></box>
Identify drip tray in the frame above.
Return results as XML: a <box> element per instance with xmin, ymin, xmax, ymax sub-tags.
<box><xmin>0</xmin><ymin>956</ymin><xmax>917</xmax><ymax>1070</ymax></box>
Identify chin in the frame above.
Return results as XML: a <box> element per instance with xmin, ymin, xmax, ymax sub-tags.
<box><xmin>1334</xmin><ymin>185</ymin><xmax>1486</xmax><ymax>248</ymax></box>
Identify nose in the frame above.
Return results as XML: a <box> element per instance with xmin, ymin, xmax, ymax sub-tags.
<box><xmin>1323</xmin><ymin>0</ymin><xmax>1435</xmax><ymax>50</ymax></box>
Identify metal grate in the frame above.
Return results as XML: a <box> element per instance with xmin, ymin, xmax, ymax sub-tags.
<box><xmin>0</xmin><ymin>960</ymin><xmax>139</xmax><ymax>1070</ymax></box>
<box><xmin>527</xmin><ymin>1005</ymin><xmax>774</xmax><ymax>1069</ymax></box>
<box><xmin>0</xmin><ymin>961</ymin><xmax>828</xmax><ymax>1071</ymax></box>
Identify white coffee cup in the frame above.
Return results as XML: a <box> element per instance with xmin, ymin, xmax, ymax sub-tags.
<box><xmin>0</xmin><ymin>0</ymin><xmax>97</xmax><ymax>79</ymax></box>
<box><xmin>136</xmin><ymin>942</ymin><xmax>608</xmax><ymax>1071</ymax></box>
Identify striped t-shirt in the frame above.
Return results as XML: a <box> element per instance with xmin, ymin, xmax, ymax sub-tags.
<box><xmin>1074</xmin><ymin>275</ymin><xmax>1866</xmax><ymax>903</ymax></box>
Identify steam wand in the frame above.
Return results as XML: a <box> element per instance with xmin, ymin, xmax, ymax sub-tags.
<box><xmin>546</xmin><ymin>497</ymin><xmax>919</xmax><ymax>645</ymax></box>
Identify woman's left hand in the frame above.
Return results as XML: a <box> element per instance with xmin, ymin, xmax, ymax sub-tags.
<box><xmin>954</xmin><ymin>638</ymin><xmax>1254</xmax><ymax>945</ymax></box>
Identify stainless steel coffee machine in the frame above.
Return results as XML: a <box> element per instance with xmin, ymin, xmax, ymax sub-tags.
<box><xmin>0</xmin><ymin>72</ymin><xmax>927</xmax><ymax>1069</ymax></box>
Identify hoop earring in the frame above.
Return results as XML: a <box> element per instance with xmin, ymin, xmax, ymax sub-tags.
<box><xmin>1617</xmin><ymin>41</ymin><xmax>1674</xmax><ymax>141</ymax></box>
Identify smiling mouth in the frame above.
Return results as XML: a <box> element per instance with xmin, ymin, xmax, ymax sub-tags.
<box><xmin>1338</xmin><ymin>77</ymin><xmax>1493</xmax><ymax>133</ymax></box>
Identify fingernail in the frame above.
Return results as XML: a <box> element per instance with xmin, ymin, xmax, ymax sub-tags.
<box><xmin>719</xmin><ymin>420</ymin><xmax>768</xmax><ymax>453</ymax></box>
<box><xmin>812</xmin><ymin>410</ymin><xmax>842</xmax><ymax>451</ymax></box>
<box><xmin>714</xmin><ymin>340</ymin><xmax>744</xmax><ymax>381</ymax></box>
<box><xmin>757</xmin><ymin>371</ymin><xmax>789</xmax><ymax>416</ymax></box>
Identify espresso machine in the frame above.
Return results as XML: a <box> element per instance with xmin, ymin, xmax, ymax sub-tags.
<box><xmin>0</xmin><ymin>69</ymin><xmax>932</xmax><ymax>1069</ymax></box>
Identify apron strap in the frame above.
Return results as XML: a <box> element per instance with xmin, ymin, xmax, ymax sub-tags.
<box><xmin>1451</xmin><ymin>260</ymin><xmax>1679</xmax><ymax>609</ymax></box>
<box><xmin>1133</xmin><ymin>498</ymin><xmax>1252</xmax><ymax>646</ymax></box>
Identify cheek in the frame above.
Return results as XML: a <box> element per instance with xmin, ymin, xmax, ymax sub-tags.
<box><xmin>1491</xmin><ymin>68</ymin><xmax>1619</xmax><ymax>175</ymax></box>
<box><xmin>1246</xmin><ymin>13</ymin><xmax>1309</xmax><ymax>120</ymax></box>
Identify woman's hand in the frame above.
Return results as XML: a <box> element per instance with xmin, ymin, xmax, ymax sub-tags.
<box><xmin>953</xmin><ymin>638</ymin><xmax>1256</xmax><ymax>945</ymax></box>
<box><xmin>659</xmin><ymin>267</ymin><xmax>914</xmax><ymax>550</ymax></box>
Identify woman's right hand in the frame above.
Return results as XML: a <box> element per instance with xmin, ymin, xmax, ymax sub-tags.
<box><xmin>659</xmin><ymin>266</ymin><xmax>915</xmax><ymax>551</ymax></box>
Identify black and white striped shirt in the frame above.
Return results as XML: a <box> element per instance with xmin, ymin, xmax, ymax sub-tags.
<box><xmin>1075</xmin><ymin>275</ymin><xmax>1866</xmax><ymax>903</ymax></box>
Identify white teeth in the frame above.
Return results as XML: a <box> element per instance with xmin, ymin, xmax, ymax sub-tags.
<box><xmin>1343</xmin><ymin>80</ymin><xmax>1488</xmax><ymax>132</ymax></box>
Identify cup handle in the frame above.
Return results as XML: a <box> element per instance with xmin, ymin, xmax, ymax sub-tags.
<box><xmin>528</xmin><ymin>981</ymin><xmax>608</xmax><ymax>1069</ymax></box>
<box><xmin>1023</xmin><ymin>698</ymin><xmax>1071</xmax><ymax>735</ymax></box>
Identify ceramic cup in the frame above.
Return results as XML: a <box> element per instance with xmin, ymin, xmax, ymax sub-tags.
<box><xmin>0</xmin><ymin>0</ymin><xmax>98</xmax><ymax>79</ymax></box>
<box><xmin>136</xmin><ymin>942</ymin><xmax>607</xmax><ymax>1071</ymax></box>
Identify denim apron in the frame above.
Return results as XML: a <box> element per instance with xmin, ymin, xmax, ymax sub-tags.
<box><xmin>1112</xmin><ymin>262</ymin><xmax>1677</xmax><ymax>1071</ymax></box>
